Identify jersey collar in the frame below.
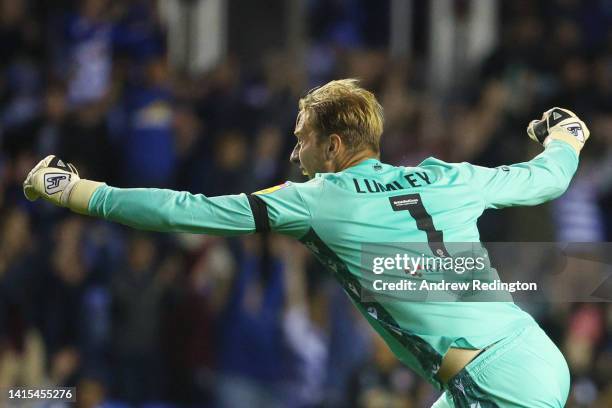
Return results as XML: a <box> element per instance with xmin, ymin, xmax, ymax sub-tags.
<box><xmin>315</xmin><ymin>158</ymin><xmax>382</xmax><ymax>178</ymax></box>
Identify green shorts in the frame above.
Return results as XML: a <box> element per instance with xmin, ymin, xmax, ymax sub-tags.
<box><xmin>432</xmin><ymin>324</ymin><xmax>570</xmax><ymax>408</ymax></box>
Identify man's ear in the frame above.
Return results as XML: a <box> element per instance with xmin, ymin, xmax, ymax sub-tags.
<box><xmin>327</xmin><ymin>134</ymin><xmax>342</xmax><ymax>159</ymax></box>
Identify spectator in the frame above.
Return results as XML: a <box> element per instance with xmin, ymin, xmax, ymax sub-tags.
<box><xmin>111</xmin><ymin>233</ymin><xmax>169</xmax><ymax>403</ymax></box>
<box><xmin>119</xmin><ymin>56</ymin><xmax>175</xmax><ymax>187</ymax></box>
<box><xmin>61</xmin><ymin>0</ymin><xmax>114</xmax><ymax>106</ymax></box>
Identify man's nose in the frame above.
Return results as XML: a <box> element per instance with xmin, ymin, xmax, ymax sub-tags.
<box><xmin>290</xmin><ymin>145</ymin><xmax>299</xmax><ymax>164</ymax></box>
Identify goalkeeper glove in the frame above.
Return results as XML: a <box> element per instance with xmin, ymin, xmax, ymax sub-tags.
<box><xmin>23</xmin><ymin>155</ymin><xmax>104</xmax><ymax>214</ymax></box>
<box><xmin>527</xmin><ymin>107</ymin><xmax>590</xmax><ymax>154</ymax></box>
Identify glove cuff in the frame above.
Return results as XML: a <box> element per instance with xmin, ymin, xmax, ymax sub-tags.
<box><xmin>543</xmin><ymin>128</ymin><xmax>583</xmax><ymax>154</ymax></box>
<box><xmin>65</xmin><ymin>179</ymin><xmax>105</xmax><ymax>214</ymax></box>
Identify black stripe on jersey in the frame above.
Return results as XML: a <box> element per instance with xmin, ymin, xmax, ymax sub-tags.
<box><xmin>389</xmin><ymin>194</ymin><xmax>450</xmax><ymax>257</ymax></box>
<box><xmin>247</xmin><ymin>195</ymin><xmax>271</xmax><ymax>233</ymax></box>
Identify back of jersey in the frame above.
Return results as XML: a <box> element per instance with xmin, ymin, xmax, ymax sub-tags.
<box><xmin>255</xmin><ymin>142</ymin><xmax>578</xmax><ymax>388</ymax></box>
<box><xmin>303</xmin><ymin>159</ymin><xmax>532</xmax><ymax>387</ymax></box>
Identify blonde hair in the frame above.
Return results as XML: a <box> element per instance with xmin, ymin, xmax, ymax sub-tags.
<box><xmin>298</xmin><ymin>79</ymin><xmax>384</xmax><ymax>153</ymax></box>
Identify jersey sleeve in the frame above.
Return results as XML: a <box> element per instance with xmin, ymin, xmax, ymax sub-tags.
<box><xmin>88</xmin><ymin>186</ymin><xmax>256</xmax><ymax>236</ymax></box>
<box><xmin>461</xmin><ymin>140</ymin><xmax>579</xmax><ymax>209</ymax></box>
<box><xmin>251</xmin><ymin>181</ymin><xmax>314</xmax><ymax>238</ymax></box>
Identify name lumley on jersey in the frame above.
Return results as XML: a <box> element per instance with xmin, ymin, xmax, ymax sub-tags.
<box><xmin>88</xmin><ymin>140</ymin><xmax>578</xmax><ymax>389</ymax></box>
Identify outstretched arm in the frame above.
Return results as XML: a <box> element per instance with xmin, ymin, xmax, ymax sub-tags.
<box><xmin>23</xmin><ymin>156</ymin><xmax>312</xmax><ymax>237</ymax></box>
<box><xmin>88</xmin><ymin>186</ymin><xmax>258</xmax><ymax>235</ymax></box>
<box><xmin>463</xmin><ymin>107</ymin><xmax>589</xmax><ymax>209</ymax></box>
<box><xmin>464</xmin><ymin>140</ymin><xmax>579</xmax><ymax>209</ymax></box>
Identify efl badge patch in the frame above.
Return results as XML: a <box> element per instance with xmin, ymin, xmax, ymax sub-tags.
<box><xmin>253</xmin><ymin>182</ymin><xmax>290</xmax><ymax>195</ymax></box>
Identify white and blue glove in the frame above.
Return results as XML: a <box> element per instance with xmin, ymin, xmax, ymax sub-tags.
<box><xmin>23</xmin><ymin>155</ymin><xmax>103</xmax><ymax>214</ymax></box>
<box><xmin>527</xmin><ymin>107</ymin><xmax>590</xmax><ymax>154</ymax></box>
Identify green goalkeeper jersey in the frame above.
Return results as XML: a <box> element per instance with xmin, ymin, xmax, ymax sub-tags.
<box><xmin>88</xmin><ymin>140</ymin><xmax>579</xmax><ymax>389</ymax></box>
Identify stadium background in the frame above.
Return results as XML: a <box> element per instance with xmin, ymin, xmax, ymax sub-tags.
<box><xmin>0</xmin><ymin>0</ymin><xmax>611</xmax><ymax>407</ymax></box>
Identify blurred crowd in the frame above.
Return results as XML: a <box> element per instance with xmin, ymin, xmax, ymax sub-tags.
<box><xmin>0</xmin><ymin>0</ymin><xmax>611</xmax><ymax>407</ymax></box>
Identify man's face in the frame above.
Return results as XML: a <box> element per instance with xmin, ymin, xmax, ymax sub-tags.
<box><xmin>290</xmin><ymin>110</ymin><xmax>330</xmax><ymax>179</ymax></box>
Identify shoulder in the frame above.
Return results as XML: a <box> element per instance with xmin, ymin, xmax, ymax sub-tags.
<box><xmin>417</xmin><ymin>156</ymin><xmax>465</xmax><ymax>170</ymax></box>
<box><xmin>416</xmin><ymin>157</ymin><xmax>475</xmax><ymax>180</ymax></box>
<box><xmin>252</xmin><ymin>178</ymin><xmax>326</xmax><ymax>207</ymax></box>
<box><xmin>253</xmin><ymin>178</ymin><xmax>325</xmax><ymax>195</ymax></box>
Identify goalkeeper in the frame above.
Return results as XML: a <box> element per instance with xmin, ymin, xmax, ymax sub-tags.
<box><xmin>24</xmin><ymin>79</ymin><xmax>588</xmax><ymax>408</ymax></box>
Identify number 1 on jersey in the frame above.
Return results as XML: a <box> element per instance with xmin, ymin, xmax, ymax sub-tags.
<box><xmin>389</xmin><ymin>194</ymin><xmax>450</xmax><ymax>257</ymax></box>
